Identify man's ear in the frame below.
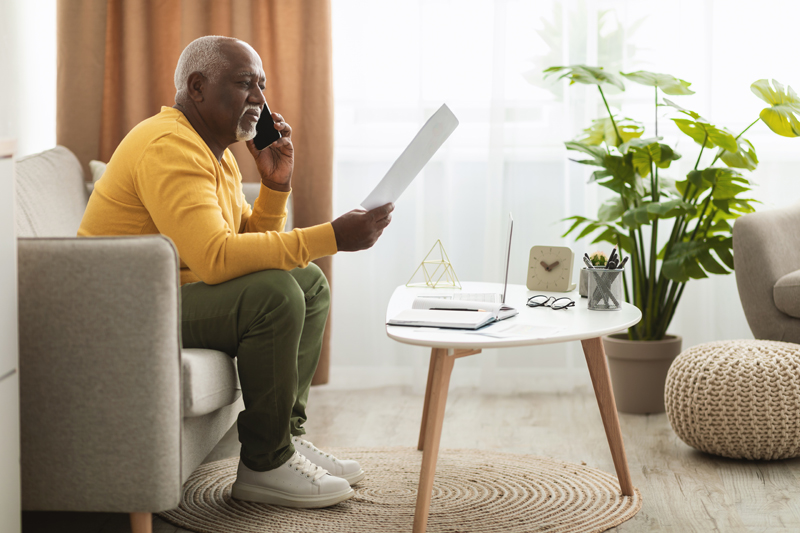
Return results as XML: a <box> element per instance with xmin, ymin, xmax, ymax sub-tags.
<box><xmin>186</xmin><ymin>71</ymin><xmax>206</xmax><ymax>103</ymax></box>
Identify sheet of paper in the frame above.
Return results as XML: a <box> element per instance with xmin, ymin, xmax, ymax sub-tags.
<box><xmin>361</xmin><ymin>104</ymin><xmax>459</xmax><ymax>210</ymax></box>
<box><xmin>468</xmin><ymin>323</ymin><xmax>565</xmax><ymax>339</ymax></box>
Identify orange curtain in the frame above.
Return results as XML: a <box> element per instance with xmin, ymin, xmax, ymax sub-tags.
<box><xmin>57</xmin><ymin>0</ymin><xmax>334</xmax><ymax>384</ymax></box>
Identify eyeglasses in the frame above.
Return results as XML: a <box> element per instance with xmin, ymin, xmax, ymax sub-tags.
<box><xmin>526</xmin><ymin>295</ymin><xmax>575</xmax><ymax>310</ymax></box>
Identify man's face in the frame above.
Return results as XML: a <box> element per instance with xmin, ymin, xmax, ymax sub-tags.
<box><xmin>200</xmin><ymin>41</ymin><xmax>266</xmax><ymax>144</ymax></box>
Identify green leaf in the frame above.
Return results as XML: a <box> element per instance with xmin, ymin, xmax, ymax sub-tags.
<box><xmin>561</xmin><ymin>216</ymin><xmax>590</xmax><ymax>238</ymax></box>
<box><xmin>544</xmin><ymin>65</ymin><xmax>626</xmax><ymax>91</ymax></box>
<box><xmin>620</xmin><ymin>71</ymin><xmax>695</xmax><ymax>95</ymax></box>
<box><xmin>751</xmin><ymin>79</ymin><xmax>800</xmax><ymax>137</ymax></box>
<box><xmin>662</xmin><ymin>98</ymin><xmax>702</xmax><ymax>120</ymax></box>
<box><xmin>621</xmin><ymin>200</ymin><xmax>695</xmax><ymax>229</ymax></box>
<box><xmin>565</xmin><ymin>141</ymin><xmax>606</xmax><ymax>166</ymax></box>
<box><xmin>718</xmin><ymin>138</ymin><xmax>758</xmax><ymax>170</ymax></box>
<box><xmin>672</xmin><ymin>119</ymin><xmax>738</xmax><ymax>152</ymax></box>
<box><xmin>662</xmin><ymin>237</ymin><xmax>734</xmax><ymax>282</ymax></box>
<box><xmin>577</xmin><ymin>116</ymin><xmax>644</xmax><ymax>147</ymax></box>
<box><xmin>597</xmin><ymin>197</ymin><xmax>625</xmax><ymax>222</ymax></box>
<box><xmin>627</xmin><ymin>141</ymin><xmax>681</xmax><ymax>177</ymax></box>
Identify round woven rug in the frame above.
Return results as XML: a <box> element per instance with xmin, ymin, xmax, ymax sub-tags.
<box><xmin>158</xmin><ymin>447</ymin><xmax>642</xmax><ymax>533</ymax></box>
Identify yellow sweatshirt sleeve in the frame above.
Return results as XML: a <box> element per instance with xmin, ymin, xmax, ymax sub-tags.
<box><xmin>136</xmin><ymin>135</ymin><xmax>337</xmax><ymax>285</ymax></box>
<box><xmin>240</xmin><ymin>183</ymin><xmax>290</xmax><ymax>234</ymax></box>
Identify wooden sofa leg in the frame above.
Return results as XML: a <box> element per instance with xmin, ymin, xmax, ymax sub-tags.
<box><xmin>130</xmin><ymin>512</ymin><xmax>152</xmax><ymax>533</ymax></box>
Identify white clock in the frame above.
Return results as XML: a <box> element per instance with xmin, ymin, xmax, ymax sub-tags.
<box><xmin>527</xmin><ymin>245</ymin><xmax>576</xmax><ymax>292</ymax></box>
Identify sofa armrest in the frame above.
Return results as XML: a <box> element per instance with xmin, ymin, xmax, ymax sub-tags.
<box><xmin>18</xmin><ymin>235</ymin><xmax>183</xmax><ymax>512</ymax></box>
<box><xmin>733</xmin><ymin>202</ymin><xmax>800</xmax><ymax>342</ymax></box>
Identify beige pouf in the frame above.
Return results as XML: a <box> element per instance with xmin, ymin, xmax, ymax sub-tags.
<box><xmin>665</xmin><ymin>339</ymin><xmax>800</xmax><ymax>460</ymax></box>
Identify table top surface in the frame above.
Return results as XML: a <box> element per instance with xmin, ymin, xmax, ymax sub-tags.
<box><xmin>386</xmin><ymin>281</ymin><xmax>642</xmax><ymax>349</ymax></box>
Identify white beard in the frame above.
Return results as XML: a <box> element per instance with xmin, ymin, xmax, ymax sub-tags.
<box><xmin>236</xmin><ymin>122</ymin><xmax>257</xmax><ymax>141</ymax></box>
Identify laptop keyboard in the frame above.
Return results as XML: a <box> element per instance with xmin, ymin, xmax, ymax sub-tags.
<box><xmin>451</xmin><ymin>293</ymin><xmax>502</xmax><ymax>303</ymax></box>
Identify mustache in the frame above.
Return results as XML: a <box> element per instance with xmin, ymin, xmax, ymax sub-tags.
<box><xmin>241</xmin><ymin>106</ymin><xmax>262</xmax><ymax>118</ymax></box>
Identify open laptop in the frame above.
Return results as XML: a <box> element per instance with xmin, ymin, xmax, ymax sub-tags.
<box><xmin>427</xmin><ymin>213</ymin><xmax>518</xmax><ymax>320</ymax></box>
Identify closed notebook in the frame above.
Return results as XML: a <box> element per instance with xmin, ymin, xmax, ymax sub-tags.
<box><xmin>387</xmin><ymin>309</ymin><xmax>496</xmax><ymax>330</ymax></box>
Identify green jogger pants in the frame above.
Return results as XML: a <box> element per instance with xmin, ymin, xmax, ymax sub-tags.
<box><xmin>180</xmin><ymin>263</ymin><xmax>330</xmax><ymax>472</ymax></box>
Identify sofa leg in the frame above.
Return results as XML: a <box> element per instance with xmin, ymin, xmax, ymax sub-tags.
<box><xmin>130</xmin><ymin>512</ymin><xmax>152</xmax><ymax>533</ymax></box>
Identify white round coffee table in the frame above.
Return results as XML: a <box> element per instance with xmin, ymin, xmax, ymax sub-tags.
<box><xmin>386</xmin><ymin>281</ymin><xmax>642</xmax><ymax>533</ymax></box>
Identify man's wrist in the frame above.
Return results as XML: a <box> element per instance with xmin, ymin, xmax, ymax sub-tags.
<box><xmin>261</xmin><ymin>177</ymin><xmax>291</xmax><ymax>193</ymax></box>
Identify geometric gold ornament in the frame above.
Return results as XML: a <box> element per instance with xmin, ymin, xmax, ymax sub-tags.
<box><xmin>406</xmin><ymin>239</ymin><xmax>462</xmax><ymax>289</ymax></box>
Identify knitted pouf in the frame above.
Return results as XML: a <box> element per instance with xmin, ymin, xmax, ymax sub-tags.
<box><xmin>665</xmin><ymin>339</ymin><xmax>800</xmax><ymax>460</ymax></box>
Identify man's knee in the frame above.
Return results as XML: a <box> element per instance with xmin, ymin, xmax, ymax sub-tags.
<box><xmin>240</xmin><ymin>269</ymin><xmax>306</xmax><ymax>322</ymax></box>
<box><xmin>292</xmin><ymin>262</ymin><xmax>330</xmax><ymax>308</ymax></box>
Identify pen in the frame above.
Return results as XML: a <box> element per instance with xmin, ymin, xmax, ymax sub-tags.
<box><xmin>429</xmin><ymin>308</ymin><xmax>487</xmax><ymax>312</ymax></box>
<box><xmin>618</xmin><ymin>256</ymin><xmax>629</xmax><ymax>270</ymax></box>
<box><xmin>582</xmin><ymin>255</ymin><xmax>595</xmax><ymax>270</ymax></box>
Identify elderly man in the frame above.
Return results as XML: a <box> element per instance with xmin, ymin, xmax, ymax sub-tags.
<box><xmin>78</xmin><ymin>35</ymin><xmax>393</xmax><ymax>508</ymax></box>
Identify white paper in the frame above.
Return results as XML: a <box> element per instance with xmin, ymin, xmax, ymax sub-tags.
<box><xmin>361</xmin><ymin>104</ymin><xmax>459</xmax><ymax>210</ymax></box>
<box><xmin>468</xmin><ymin>323</ymin><xmax>565</xmax><ymax>339</ymax></box>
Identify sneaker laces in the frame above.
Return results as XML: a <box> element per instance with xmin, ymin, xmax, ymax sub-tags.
<box><xmin>287</xmin><ymin>452</ymin><xmax>328</xmax><ymax>482</ymax></box>
<box><xmin>293</xmin><ymin>437</ymin><xmax>337</xmax><ymax>463</ymax></box>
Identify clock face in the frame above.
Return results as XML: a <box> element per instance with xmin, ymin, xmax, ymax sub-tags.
<box><xmin>527</xmin><ymin>246</ymin><xmax>574</xmax><ymax>292</ymax></box>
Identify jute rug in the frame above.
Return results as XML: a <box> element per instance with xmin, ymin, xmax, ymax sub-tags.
<box><xmin>158</xmin><ymin>447</ymin><xmax>642</xmax><ymax>533</ymax></box>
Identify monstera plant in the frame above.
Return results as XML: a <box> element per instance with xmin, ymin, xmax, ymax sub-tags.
<box><xmin>543</xmin><ymin>65</ymin><xmax>800</xmax><ymax>341</ymax></box>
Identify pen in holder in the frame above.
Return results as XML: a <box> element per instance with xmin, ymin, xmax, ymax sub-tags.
<box><xmin>587</xmin><ymin>269</ymin><xmax>624</xmax><ymax>311</ymax></box>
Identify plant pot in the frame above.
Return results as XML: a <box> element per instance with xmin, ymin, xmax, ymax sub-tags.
<box><xmin>602</xmin><ymin>334</ymin><xmax>682</xmax><ymax>414</ymax></box>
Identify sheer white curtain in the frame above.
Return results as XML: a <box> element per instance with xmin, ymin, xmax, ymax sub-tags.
<box><xmin>328</xmin><ymin>0</ymin><xmax>800</xmax><ymax>392</ymax></box>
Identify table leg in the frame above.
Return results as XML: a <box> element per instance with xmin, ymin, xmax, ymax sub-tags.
<box><xmin>413</xmin><ymin>348</ymin><xmax>454</xmax><ymax>533</ymax></box>
<box><xmin>418</xmin><ymin>349</ymin><xmax>437</xmax><ymax>451</ymax></box>
<box><xmin>581</xmin><ymin>337</ymin><xmax>634</xmax><ymax>496</ymax></box>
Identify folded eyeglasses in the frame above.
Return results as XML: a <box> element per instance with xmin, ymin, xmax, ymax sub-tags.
<box><xmin>526</xmin><ymin>295</ymin><xmax>575</xmax><ymax>310</ymax></box>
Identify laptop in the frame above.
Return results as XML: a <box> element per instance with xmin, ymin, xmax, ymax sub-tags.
<box><xmin>426</xmin><ymin>213</ymin><xmax>518</xmax><ymax>320</ymax></box>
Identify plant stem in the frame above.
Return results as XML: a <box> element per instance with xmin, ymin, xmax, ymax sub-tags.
<box><xmin>655</xmin><ymin>86</ymin><xmax>659</xmax><ymax>138</ymax></box>
<box><xmin>617</xmin><ymin>235</ymin><xmax>631</xmax><ymax>304</ymax></box>
<box><xmin>736</xmin><ymin>117</ymin><xmax>760</xmax><ymax>140</ymax></box>
<box><xmin>598</xmin><ymin>85</ymin><xmax>623</xmax><ymax>146</ymax></box>
<box><xmin>694</xmin><ymin>133</ymin><xmax>708</xmax><ymax>170</ymax></box>
<box><xmin>690</xmin><ymin>185</ymin><xmax>716</xmax><ymax>242</ymax></box>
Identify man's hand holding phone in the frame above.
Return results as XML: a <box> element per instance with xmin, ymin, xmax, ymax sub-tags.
<box><xmin>246</xmin><ymin>106</ymin><xmax>293</xmax><ymax>192</ymax></box>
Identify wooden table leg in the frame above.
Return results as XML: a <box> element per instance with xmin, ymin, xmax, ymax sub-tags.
<box><xmin>130</xmin><ymin>512</ymin><xmax>152</xmax><ymax>533</ymax></box>
<box><xmin>414</xmin><ymin>348</ymin><xmax>455</xmax><ymax>533</ymax></box>
<box><xmin>418</xmin><ymin>349</ymin><xmax>437</xmax><ymax>451</ymax></box>
<box><xmin>581</xmin><ymin>337</ymin><xmax>634</xmax><ymax>496</ymax></box>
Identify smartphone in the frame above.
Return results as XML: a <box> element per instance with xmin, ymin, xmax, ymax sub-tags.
<box><xmin>253</xmin><ymin>102</ymin><xmax>281</xmax><ymax>150</ymax></box>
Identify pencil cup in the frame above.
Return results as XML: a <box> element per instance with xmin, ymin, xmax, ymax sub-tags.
<box><xmin>579</xmin><ymin>268</ymin><xmax>590</xmax><ymax>298</ymax></box>
<box><xmin>588</xmin><ymin>269</ymin><xmax>623</xmax><ymax>311</ymax></box>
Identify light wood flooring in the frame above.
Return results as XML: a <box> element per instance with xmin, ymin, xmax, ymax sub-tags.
<box><xmin>22</xmin><ymin>385</ymin><xmax>800</xmax><ymax>533</ymax></box>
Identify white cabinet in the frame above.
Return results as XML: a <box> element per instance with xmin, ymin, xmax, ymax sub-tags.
<box><xmin>0</xmin><ymin>139</ymin><xmax>21</xmax><ymax>533</ymax></box>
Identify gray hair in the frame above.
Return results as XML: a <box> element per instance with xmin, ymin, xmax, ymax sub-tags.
<box><xmin>174</xmin><ymin>36</ymin><xmax>238</xmax><ymax>101</ymax></box>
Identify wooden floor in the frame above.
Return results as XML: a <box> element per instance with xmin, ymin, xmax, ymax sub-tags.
<box><xmin>22</xmin><ymin>385</ymin><xmax>800</xmax><ymax>533</ymax></box>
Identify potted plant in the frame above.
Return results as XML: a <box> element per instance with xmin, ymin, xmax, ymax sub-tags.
<box><xmin>542</xmin><ymin>65</ymin><xmax>800</xmax><ymax>413</ymax></box>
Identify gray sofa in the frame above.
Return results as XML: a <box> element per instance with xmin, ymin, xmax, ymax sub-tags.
<box><xmin>733</xmin><ymin>202</ymin><xmax>800</xmax><ymax>343</ymax></box>
<box><xmin>15</xmin><ymin>146</ymin><xmax>270</xmax><ymax>532</ymax></box>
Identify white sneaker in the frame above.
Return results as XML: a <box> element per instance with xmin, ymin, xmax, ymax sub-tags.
<box><xmin>231</xmin><ymin>451</ymin><xmax>354</xmax><ymax>508</ymax></box>
<box><xmin>292</xmin><ymin>436</ymin><xmax>366</xmax><ymax>485</ymax></box>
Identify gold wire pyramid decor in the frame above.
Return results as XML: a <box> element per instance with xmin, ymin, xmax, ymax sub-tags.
<box><xmin>406</xmin><ymin>240</ymin><xmax>462</xmax><ymax>289</ymax></box>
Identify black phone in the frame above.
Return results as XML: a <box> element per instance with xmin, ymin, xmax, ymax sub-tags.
<box><xmin>253</xmin><ymin>102</ymin><xmax>281</xmax><ymax>150</ymax></box>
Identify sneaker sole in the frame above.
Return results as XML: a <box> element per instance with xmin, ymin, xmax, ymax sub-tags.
<box><xmin>230</xmin><ymin>482</ymin><xmax>354</xmax><ymax>508</ymax></box>
<box><xmin>340</xmin><ymin>468</ymin><xmax>366</xmax><ymax>485</ymax></box>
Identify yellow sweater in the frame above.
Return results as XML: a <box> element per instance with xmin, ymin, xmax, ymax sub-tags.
<box><xmin>78</xmin><ymin>107</ymin><xmax>337</xmax><ymax>286</ymax></box>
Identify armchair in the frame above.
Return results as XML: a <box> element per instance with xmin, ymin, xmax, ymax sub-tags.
<box><xmin>15</xmin><ymin>146</ymin><xmax>244</xmax><ymax>533</ymax></box>
<box><xmin>733</xmin><ymin>202</ymin><xmax>800</xmax><ymax>343</ymax></box>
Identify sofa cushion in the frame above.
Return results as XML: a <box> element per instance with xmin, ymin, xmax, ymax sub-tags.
<box><xmin>774</xmin><ymin>270</ymin><xmax>800</xmax><ymax>318</ymax></box>
<box><xmin>182</xmin><ymin>348</ymin><xmax>241</xmax><ymax>417</ymax></box>
<box><xmin>15</xmin><ymin>146</ymin><xmax>89</xmax><ymax>237</ymax></box>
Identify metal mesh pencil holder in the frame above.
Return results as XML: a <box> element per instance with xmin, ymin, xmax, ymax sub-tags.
<box><xmin>588</xmin><ymin>269</ymin><xmax>624</xmax><ymax>311</ymax></box>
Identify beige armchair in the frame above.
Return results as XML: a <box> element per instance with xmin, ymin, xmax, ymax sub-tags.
<box><xmin>15</xmin><ymin>146</ymin><xmax>245</xmax><ymax>533</ymax></box>
<box><xmin>733</xmin><ymin>202</ymin><xmax>800</xmax><ymax>344</ymax></box>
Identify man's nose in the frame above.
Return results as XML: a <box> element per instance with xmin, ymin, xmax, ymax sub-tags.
<box><xmin>251</xmin><ymin>89</ymin><xmax>266</xmax><ymax>106</ymax></box>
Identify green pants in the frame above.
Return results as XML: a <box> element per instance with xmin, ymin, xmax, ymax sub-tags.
<box><xmin>180</xmin><ymin>264</ymin><xmax>330</xmax><ymax>472</ymax></box>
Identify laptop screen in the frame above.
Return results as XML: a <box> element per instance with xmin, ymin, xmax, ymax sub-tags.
<box><xmin>502</xmin><ymin>213</ymin><xmax>513</xmax><ymax>304</ymax></box>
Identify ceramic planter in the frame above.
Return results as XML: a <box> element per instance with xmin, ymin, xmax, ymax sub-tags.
<box><xmin>602</xmin><ymin>334</ymin><xmax>682</xmax><ymax>414</ymax></box>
